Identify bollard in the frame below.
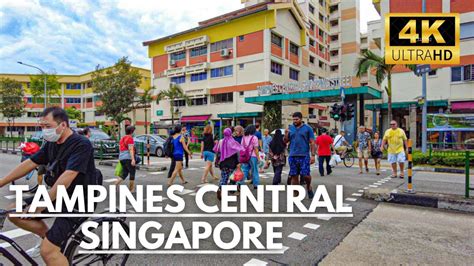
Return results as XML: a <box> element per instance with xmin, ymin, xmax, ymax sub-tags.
<box><xmin>466</xmin><ymin>151</ymin><xmax>471</xmax><ymax>198</ymax></box>
<box><xmin>140</xmin><ymin>142</ymin><xmax>145</xmax><ymax>165</ymax></box>
<box><xmin>407</xmin><ymin>139</ymin><xmax>415</xmax><ymax>193</ymax></box>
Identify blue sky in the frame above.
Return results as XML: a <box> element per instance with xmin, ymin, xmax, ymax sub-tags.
<box><xmin>0</xmin><ymin>0</ymin><xmax>379</xmax><ymax>75</ymax></box>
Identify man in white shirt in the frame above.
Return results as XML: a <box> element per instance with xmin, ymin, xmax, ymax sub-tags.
<box><xmin>333</xmin><ymin>131</ymin><xmax>349</xmax><ymax>156</ymax></box>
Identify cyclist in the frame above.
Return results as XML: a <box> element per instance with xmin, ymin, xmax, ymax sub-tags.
<box><xmin>333</xmin><ymin>130</ymin><xmax>349</xmax><ymax>157</ymax></box>
<box><xmin>0</xmin><ymin>107</ymin><xmax>97</xmax><ymax>265</ymax></box>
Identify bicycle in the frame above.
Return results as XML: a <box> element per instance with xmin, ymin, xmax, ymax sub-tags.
<box><xmin>0</xmin><ymin>209</ymin><xmax>130</xmax><ymax>265</ymax></box>
<box><xmin>11</xmin><ymin>142</ymin><xmax>42</xmax><ymax>193</ymax></box>
<box><xmin>335</xmin><ymin>146</ymin><xmax>355</xmax><ymax>168</ymax></box>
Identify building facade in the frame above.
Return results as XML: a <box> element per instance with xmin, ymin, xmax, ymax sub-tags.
<box><xmin>0</xmin><ymin>67</ymin><xmax>151</xmax><ymax>136</ymax></box>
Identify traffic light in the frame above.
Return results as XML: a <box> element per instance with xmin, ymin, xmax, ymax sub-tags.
<box><xmin>330</xmin><ymin>103</ymin><xmax>341</xmax><ymax>121</ymax></box>
<box><xmin>346</xmin><ymin>103</ymin><xmax>355</xmax><ymax>120</ymax></box>
<box><xmin>340</xmin><ymin>104</ymin><xmax>347</xmax><ymax>122</ymax></box>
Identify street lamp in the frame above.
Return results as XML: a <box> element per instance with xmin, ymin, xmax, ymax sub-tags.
<box><xmin>17</xmin><ymin>61</ymin><xmax>47</xmax><ymax>109</ymax></box>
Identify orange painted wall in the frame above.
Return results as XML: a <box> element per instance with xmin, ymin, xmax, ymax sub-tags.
<box><xmin>153</xmin><ymin>54</ymin><xmax>168</xmax><ymax>75</ymax></box>
<box><xmin>210</xmin><ymin>81</ymin><xmax>271</xmax><ymax>94</ymax></box>
<box><xmin>237</xmin><ymin>31</ymin><xmax>263</xmax><ymax>57</ymax></box>
<box><xmin>389</xmin><ymin>0</ymin><xmax>442</xmax><ymax>12</ymax></box>
<box><xmin>210</xmin><ymin>50</ymin><xmax>233</xmax><ymax>62</ymax></box>
<box><xmin>271</xmin><ymin>44</ymin><xmax>283</xmax><ymax>58</ymax></box>
<box><xmin>25</xmin><ymin>103</ymin><xmax>44</xmax><ymax>109</ymax></box>
<box><xmin>189</xmin><ymin>54</ymin><xmax>207</xmax><ymax>65</ymax></box>
<box><xmin>285</xmin><ymin>38</ymin><xmax>289</xmax><ymax>59</ymax></box>
<box><xmin>85</xmin><ymin>102</ymin><xmax>93</xmax><ymax>108</ymax></box>
<box><xmin>290</xmin><ymin>53</ymin><xmax>299</xmax><ymax>65</ymax></box>
<box><xmin>64</xmin><ymin>103</ymin><xmax>81</xmax><ymax>109</ymax></box>
<box><xmin>451</xmin><ymin>0</ymin><xmax>474</xmax><ymax>13</ymax></box>
<box><xmin>309</xmin><ymin>46</ymin><xmax>316</xmax><ymax>54</ymax></box>
<box><xmin>175</xmin><ymin>58</ymin><xmax>186</xmax><ymax>67</ymax></box>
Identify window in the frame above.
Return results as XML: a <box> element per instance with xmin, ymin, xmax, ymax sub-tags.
<box><xmin>239</xmin><ymin>63</ymin><xmax>244</xmax><ymax>70</ymax></box>
<box><xmin>171</xmin><ymin>75</ymin><xmax>186</xmax><ymax>84</ymax></box>
<box><xmin>66</xmin><ymin>98</ymin><xmax>81</xmax><ymax>104</ymax></box>
<box><xmin>190</xmin><ymin>72</ymin><xmax>207</xmax><ymax>82</ymax></box>
<box><xmin>27</xmin><ymin>126</ymin><xmax>39</xmax><ymax>132</ymax></box>
<box><xmin>170</xmin><ymin>51</ymin><xmax>186</xmax><ymax>61</ymax></box>
<box><xmin>309</xmin><ymin>38</ymin><xmax>315</xmax><ymax>47</ymax></box>
<box><xmin>309</xmin><ymin>56</ymin><xmax>315</xmax><ymax>64</ymax></box>
<box><xmin>86</xmin><ymin>97</ymin><xmax>93</xmax><ymax>103</ymax></box>
<box><xmin>309</xmin><ymin>21</ymin><xmax>315</xmax><ymax>31</ymax></box>
<box><xmin>210</xmin><ymin>66</ymin><xmax>233</xmax><ymax>78</ymax></box>
<box><xmin>26</xmin><ymin>97</ymin><xmax>32</xmax><ymax>103</ymax></box>
<box><xmin>289</xmin><ymin>68</ymin><xmax>299</xmax><ymax>81</ymax></box>
<box><xmin>309</xmin><ymin>4</ymin><xmax>315</xmax><ymax>14</ymax></box>
<box><xmin>239</xmin><ymin>91</ymin><xmax>244</xmax><ymax>97</ymax></box>
<box><xmin>95</xmin><ymin>111</ymin><xmax>104</xmax><ymax>116</ymax></box>
<box><xmin>211</xmin><ymin>92</ymin><xmax>233</xmax><ymax>104</ymax></box>
<box><xmin>190</xmin><ymin>46</ymin><xmax>207</xmax><ymax>57</ymax></box>
<box><xmin>190</xmin><ymin>97</ymin><xmax>208</xmax><ymax>106</ymax></box>
<box><xmin>428</xmin><ymin>70</ymin><xmax>437</xmax><ymax>76</ymax></box>
<box><xmin>290</xmin><ymin>43</ymin><xmax>299</xmax><ymax>55</ymax></box>
<box><xmin>239</xmin><ymin>35</ymin><xmax>245</xmax><ymax>41</ymax></box>
<box><xmin>271</xmin><ymin>33</ymin><xmax>282</xmax><ymax>47</ymax></box>
<box><xmin>86</xmin><ymin>81</ymin><xmax>92</xmax><ymax>88</ymax></box>
<box><xmin>210</xmin><ymin>38</ymin><xmax>233</xmax><ymax>52</ymax></box>
<box><xmin>66</xmin><ymin>83</ymin><xmax>81</xmax><ymax>90</ymax></box>
<box><xmin>271</xmin><ymin>61</ymin><xmax>283</xmax><ymax>75</ymax></box>
<box><xmin>27</xmin><ymin>112</ymin><xmax>41</xmax><ymax>118</ymax></box>
<box><xmin>451</xmin><ymin>65</ymin><xmax>474</xmax><ymax>82</ymax></box>
<box><xmin>460</xmin><ymin>22</ymin><xmax>474</xmax><ymax>40</ymax></box>
<box><xmin>309</xmin><ymin>73</ymin><xmax>315</xmax><ymax>80</ymax></box>
<box><xmin>173</xmin><ymin>99</ymin><xmax>186</xmax><ymax>107</ymax></box>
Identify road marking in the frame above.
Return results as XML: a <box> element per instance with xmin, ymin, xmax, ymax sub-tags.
<box><xmin>369</xmin><ymin>185</ymin><xmax>378</xmax><ymax>188</ymax></box>
<box><xmin>175</xmin><ymin>189</ymin><xmax>194</xmax><ymax>195</ymax></box>
<box><xmin>358</xmin><ymin>190</ymin><xmax>364</xmax><ymax>193</ymax></box>
<box><xmin>374</xmin><ymin>183</ymin><xmax>383</xmax><ymax>185</ymax></box>
<box><xmin>363</xmin><ymin>187</ymin><xmax>369</xmax><ymax>189</ymax></box>
<box><xmin>288</xmin><ymin>232</ymin><xmax>307</xmax><ymax>240</ymax></box>
<box><xmin>187</xmin><ymin>168</ymin><xmax>199</xmax><ymax>171</ymax></box>
<box><xmin>352</xmin><ymin>193</ymin><xmax>363</xmax><ymax>197</ymax></box>
<box><xmin>150</xmin><ymin>172</ymin><xmax>165</xmax><ymax>175</ymax></box>
<box><xmin>343</xmin><ymin>203</ymin><xmax>351</xmax><ymax>207</ymax></box>
<box><xmin>345</xmin><ymin>197</ymin><xmax>357</xmax><ymax>202</ymax></box>
<box><xmin>244</xmin><ymin>258</ymin><xmax>268</xmax><ymax>265</ymax></box>
<box><xmin>5</xmin><ymin>193</ymin><xmax>34</xmax><ymax>199</ymax></box>
<box><xmin>282</xmin><ymin>171</ymin><xmax>288</xmax><ymax>174</ymax></box>
<box><xmin>0</xmin><ymin>229</ymin><xmax>32</xmax><ymax>248</ymax></box>
<box><xmin>188</xmin><ymin>192</ymin><xmax>197</xmax><ymax>196</ymax></box>
<box><xmin>103</xmin><ymin>178</ymin><xmax>116</xmax><ymax>183</ymax></box>
<box><xmin>303</xmin><ymin>223</ymin><xmax>320</xmax><ymax>230</ymax></box>
<box><xmin>318</xmin><ymin>216</ymin><xmax>331</xmax><ymax>221</ymax></box>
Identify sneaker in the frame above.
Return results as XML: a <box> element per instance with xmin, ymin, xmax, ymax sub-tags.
<box><xmin>308</xmin><ymin>190</ymin><xmax>315</xmax><ymax>199</ymax></box>
<box><xmin>26</xmin><ymin>238</ymin><xmax>42</xmax><ymax>258</ymax></box>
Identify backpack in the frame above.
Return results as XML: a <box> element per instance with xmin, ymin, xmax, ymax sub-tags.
<box><xmin>164</xmin><ymin>136</ymin><xmax>174</xmax><ymax>157</ymax></box>
<box><xmin>239</xmin><ymin>136</ymin><xmax>255</xmax><ymax>163</ymax></box>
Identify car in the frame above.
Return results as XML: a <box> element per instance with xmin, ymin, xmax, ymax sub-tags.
<box><xmin>71</xmin><ymin>128</ymin><xmax>119</xmax><ymax>159</ymax></box>
<box><xmin>134</xmin><ymin>134</ymin><xmax>166</xmax><ymax>157</ymax></box>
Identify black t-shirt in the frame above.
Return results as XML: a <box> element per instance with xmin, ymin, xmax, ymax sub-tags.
<box><xmin>31</xmin><ymin>132</ymin><xmax>96</xmax><ymax>200</ymax></box>
<box><xmin>203</xmin><ymin>133</ymin><xmax>215</xmax><ymax>152</ymax></box>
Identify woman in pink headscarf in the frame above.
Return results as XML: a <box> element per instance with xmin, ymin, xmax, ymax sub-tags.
<box><xmin>214</xmin><ymin>128</ymin><xmax>243</xmax><ymax>190</ymax></box>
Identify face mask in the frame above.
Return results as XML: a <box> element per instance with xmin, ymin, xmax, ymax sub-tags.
<box><xmin>43</xmin><ymin>125</ymin><xmax>63</xmax><ymax>142</ymax></box>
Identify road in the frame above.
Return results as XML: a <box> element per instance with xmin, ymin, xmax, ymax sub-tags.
<box><xmin>0</xmin><ymin>153</ymin><xmax>470</xmax><ymax>265</ymax></box>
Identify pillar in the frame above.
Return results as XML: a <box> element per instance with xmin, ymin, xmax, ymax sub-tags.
<box><xmin>409</xmin><ymin>104</ymin><xmax>417</xmax><ymax>148</ymax></box>
<box><xmin>372</xmin><ymin>109</ymin><xmax>377</xmax><ymax>133</ymax></box>
<box><xmin>359</xmin><ymin>94</ymin><xmax>365</xmax><ymax>127</ymax></box>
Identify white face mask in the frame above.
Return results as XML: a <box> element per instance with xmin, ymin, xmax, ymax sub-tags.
<box><xmin>43</xmin><ymin>125</ymin><xmax>63</xmax><ymax>142</ymax></box>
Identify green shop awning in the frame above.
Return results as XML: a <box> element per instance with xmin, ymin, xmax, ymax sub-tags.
<box><xmin>245</xmin><ymin>86</ymin><xmax>382</xmax><ymax>105</ymax></box>
<box><xmin>217</xmin><ymin>112</ymin><xmax>262</xmax><ymax>119</ymax></box>
<box><xmin>365</xmin><ymin>100</ymin><xmax>448</xmax><ymax>111</ymax></box>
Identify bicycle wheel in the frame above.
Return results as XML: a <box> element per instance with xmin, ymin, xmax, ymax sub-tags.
<box><xmin>343</xmin><ymin>153</ymin><xmax>355</xmax><ymax>168</ymax></box>
<box><xmin>65</xmin><ymin>218</ymin><xmax>130</xmax><ymax>266</ymax></box>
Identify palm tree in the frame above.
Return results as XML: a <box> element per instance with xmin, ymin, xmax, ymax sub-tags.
<box><xmin>156</xmin><ymin>84</ymin><xmax>190</xmax><ymax>125</ymax></box>
<box><xmin>355</xmin><ymin>50</ymin><xmax>395</xmax><ymax>120</ymax></box>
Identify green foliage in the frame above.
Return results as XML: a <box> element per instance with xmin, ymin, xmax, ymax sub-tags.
<box><xmin>29</xmin><ymin>73</ymin><xmax>61</xmax><ymax>105</ymax></box>
<box><xmin>156</xmin><ymin>84</ymin><xmax>190</xmax><ymax>125</ymax></box>
<box><xmin>412</xmin><ymin>150</ymin><xmax>472</xmax><ymax>167</ymax></box>
<box><xmin>65</xmin><ymin>106</ymin><xmax>82</xmax><ymax>122</ymax></box>
<box><xmin>188</xmin><ymin>143</ymin><xmax>201</xmax><ymax>153</ymax></box>
<box><xmin>92</xmin><ymin>57</ymin><xmax>142</xmax><ymax>135</ymax></box>
<box><xmin>263</xmin><ymin>101</ymin><xmax>282</xmax><ymax>132</ymax></box>
<box><xmin>0</xmin><ymin>78</ymin><xmax>25</xmax><ymax>136</ymax></box>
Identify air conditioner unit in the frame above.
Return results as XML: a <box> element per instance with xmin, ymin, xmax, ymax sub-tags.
<box><xmin>170</xmin><ymin>59</ymin><xmax>177</xmax><ymax>66</ymax></box>
<box><xmin>220</xmin><ymin>48</ymin><xmax>231</xmax><ymax>57</ymax></box>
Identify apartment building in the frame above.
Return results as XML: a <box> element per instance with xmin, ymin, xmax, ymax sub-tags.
<box><xmin>144</xmin><ymin>0</ymin><xmax>373</xmax><ymax>139</ymax></box>
<box><xmin>367</xmin><ymin>0</ymin><xmax>474</xmax><ymax>145</ymax></box>
<box><xmin>0</xmin><ymin>66</ymin><xmax>151</xmax><ymax>136</ymax></box>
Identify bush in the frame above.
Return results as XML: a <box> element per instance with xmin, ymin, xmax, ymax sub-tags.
<box><xmin>412</xmin><ymin>150</ymin><xmax>472</xmax><ymax>167</ymax></box>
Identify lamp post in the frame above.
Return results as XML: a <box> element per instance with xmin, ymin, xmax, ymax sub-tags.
<box><xmin>17</xmin><ymin>62</ymin><xmax>47</xmax><ymax>109</ymax></box>
<box><xmin>421</xmin><ymin>0</ymin><xmax>428</xmax><ymax>153</ymax></box>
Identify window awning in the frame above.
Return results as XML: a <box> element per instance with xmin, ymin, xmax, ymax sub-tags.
<box><xmin>180</xmin><ymin>115</ymin><xmax>211</xmax><ymax>122</ymax></box>
<box><xmin>217</xmin><ymin>112</ymin><xmax>262</xmax><ymax>119</ymax></box>
<box><xmin>452</xmin><ymin>101</ymin><xmax>474</xmax><ymax>111</ymax></box>
<box><xmin>365</xmin><ymin>100</ymin><xmax>448</xmax><ymax>111</ymax></box>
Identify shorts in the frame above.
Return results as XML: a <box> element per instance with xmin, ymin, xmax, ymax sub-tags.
<box><xmin>335</xmin><ymin>146</ymin><xmax>347</xmax><ymax>153</ymax></box>
<box><xmin>357</xmin><ymin>149</ymin><xmax>369</xmax><ymax>159</ymax></box>
<box><xmin>388</xmin><ymin>152</ymin><xmax>406</xmax><ymax>164</ymax></box>
<box><xmin>371</xmin><ymin>150</ymin><xmax>383</xmax><ymax>159</ymax></box>
<box><xmin>288</xmin><ymin>156</ymin><xmax>311</xmax><ymax>177</ymax></box>
<box><xmin>173</xmin><ymin>154</ymin><xmax>184</xmax><ymax>161</ymax></box>
<box><xmin>23</xmin><ymin>197</ymin><xmax>87</xmax><ymax>248</ymax></box>
<box><xmin>203</xmin><ymin>151</ymin><xmax>215</xmax><ymax>162</ymax></box>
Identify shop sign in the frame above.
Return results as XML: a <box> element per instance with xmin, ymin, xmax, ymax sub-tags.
<box><xmin>257</xmin><ymin>76</ymin><xmax>352</xmax><ymax>96</ymax></box>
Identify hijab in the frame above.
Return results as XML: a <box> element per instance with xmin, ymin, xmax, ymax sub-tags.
<box><xmin>215</xmin><ymin>128</ymin><xmax>243</xmax><ymax>162</ymax></box>
<box><xmin>269</xmin><ymin>129</ymin><xmax>285</xmax><ymax>154</ymax></box>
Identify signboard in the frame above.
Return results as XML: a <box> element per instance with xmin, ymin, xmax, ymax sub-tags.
<box><xmin>257</xmin><ymin>76</ymin><xmax>352</xmax><ymax>96</ymax></box>
<box><xmin>427</xmin><ymin>113</ymin><xmax>474</xmax><ymax>131</ymax></box>
<box><xmin>385</xmin><ymin>13</ymin><xmax>460</xmax><ymax>64</ymax></box>
<box><xmin>156</xmin><ymin>110</ymin><xmax>164</xmax><ymax>116</ymax></box>
<box><xmin>415</xmin><ymin>64</ymin><xmax>431</xmax><ymax>76</ymax></box>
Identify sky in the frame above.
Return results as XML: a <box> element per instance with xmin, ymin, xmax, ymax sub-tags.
<box><xmin>0</xmin><ymin>0</ymin><xmax>380</xmax><ymax>75</ymax></box>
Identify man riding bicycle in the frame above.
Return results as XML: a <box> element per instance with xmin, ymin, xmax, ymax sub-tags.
<box><xmin>0</xmin><ymin>107</ymin><xmax>97</xmax><ymax>265</ymax></box>
<box><xmin>333</xmin><ymin>131</ymin><xmax>350</xmax><ymax>157</ymax></box>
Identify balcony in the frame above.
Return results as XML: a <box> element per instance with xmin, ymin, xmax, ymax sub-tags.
<box><xmin>165</xmin><ymin>42</ymin><xmax>185</xmax><ymax>53</ymax></box>
<box><xmin>329</xmin><ymin>24</ymin><xmax>340</xmax><ymax>35</ymax></box>
<box><xmin>330</xmin><ymin>54</ymin><xmax>340</xmax><ymax>64</ymax></box>
<box><xmin>184</xmin><ymin>35</ymin><xmax>209</xmax><ymax>49</ymax></box>
<box><xmin>329</xmin><ymin>9</ymin><xmax>340</xmax><ymax>21</ymax></box>
<box><xmin>360</xmin><ymin>73</ymin><xmax>368</xmax><ymax>83</ymax></box>
<box><xmin>185</xmin><ymin>62</ymin><xmax>209</xmax><ymax>75</ymax></box>
<box><xmin>165</xmin><ymin>67</ymin><xmax>185</xmax><ymax>77</ymax></box>
<box><xmin>329</xmin><ymin>39</ymin><xmax>340</xmax><ymax>50</ymax></box>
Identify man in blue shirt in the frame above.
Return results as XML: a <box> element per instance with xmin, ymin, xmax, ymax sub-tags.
<box><xmin>261</xmin><ymin>129</ymin><xmax>272</xmax><ymax>172</ymax></box>
<box><xmin>284</xmin><ymin>112</ymin><xmax>316</xmax><ymax>199</ymax></box>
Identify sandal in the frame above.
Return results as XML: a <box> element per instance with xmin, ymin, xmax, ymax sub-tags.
<box><xmin>399</xmin><ymin>175</ymin><xmax>404</xmax><ymax>179</ymax></box>
<box><xmin>182</xmin><ymin>181</ymin><xmax>189</xmax><ymax>184</ymax></box>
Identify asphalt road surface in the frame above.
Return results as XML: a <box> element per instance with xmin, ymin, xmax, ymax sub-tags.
<box><xmin>0</xmin><ymin>153</ymin><xmax>467</xmax><ymax>265</ymax></box>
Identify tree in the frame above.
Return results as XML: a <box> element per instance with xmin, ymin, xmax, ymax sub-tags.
<box><xmin>65</xmin><ymin>106</ymin><xmax>82</xmax><ymax>122</ymax></box>
<box><xmin>0</xmin><ymin>78</ymin><xmax>25</xmax><ymax>137</ymax></box>
<box><xmin>156</xmin><ymin>84</ymin><xmax>190</xmax><ymax>125</ymax></box>
<box><xmin>135</xmin><ymin>86</ymin><xmax>154</xmax><ymax>134</ymax></box>
<box><xmin>92</xmin><ymin>57</ymin><xmax>142</xmax><ymax>137</ymax></box>
<box><xmin>29</xmin><ymin>73</ymin><xmax>61</xmax><ymax>106</ymax></box>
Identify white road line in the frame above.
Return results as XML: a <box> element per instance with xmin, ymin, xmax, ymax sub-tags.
<box><xmin>318</xmin><ymin>216</ymin><xmax>331</xmax><ymax>221</ymax></box>
<box><xmin>5</xmin><ymin>193</ymin><xmax>33</xmax><ymax>200</ymax></box>
<box><xmin>343</xmin><ymin>203</ymin><xmax>351</xmax><ymax>207</ymax></box>
<box><xmin>0</xmin><ymin>229</ymin><xmax>32</xmax><ymax>248</ymax></box>
<box><xmin>103</xmin><ymin>178</ymin><xmax>116</xmax><ymax>183</ymax></box>
<box><xmin>358</xmin><ymin>190</ymin><xmax>364</xmax><ymax>193</ymax></box>
<box><xmin>303</xmin><ymin>223</ymin><xmax>320</xmax><ymax>230</ymax></box>
<box><xmin>188</xmin><ymin>192</ymin><xmax>197</xmax><ymax>196</ymax></box>
<box><xmin>345</xmin><ymin>197</ymin><xmax>357</xmax><ymax>202</ymax></box>
<box><xmin>175</xmin><ymin>189</ymin><xmax>194</xmax><ymax>195</ymax></box>
<box><xmin>187</xmin><ymin>168</ymin><xmax>199</xmax><ymax>171</ymax></box>
<box><xmin>244</xmin><ymin>258</ymin><xmax>268</xmax><ymax>265</ymax></box>
<box><xmin>363</xmin><ymin>187</ymin><xmax>369</xmax><ymax>189</ymax></box>
<box><xmin>150</xmin><ymin>171</ymin><xmax>165</xmax><ymax>175</ymax></box>
<box><xmin>288</xmin><ymin>232</ymin><xmax>307</xmax><ymax>240</ymax></box>
<box><xmin>369</xmin><ymin>185</ymin><xmax>378</xmax><ymax>188</ymax></box>
<box><xmin>352</xmin><ymin>193</ymin><xmax>363</xmax><ymax>197</ymax></box>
